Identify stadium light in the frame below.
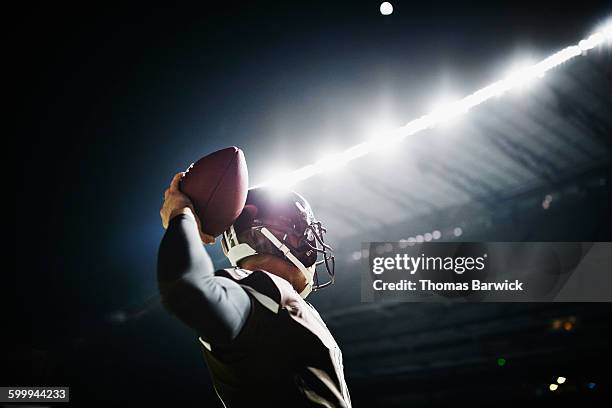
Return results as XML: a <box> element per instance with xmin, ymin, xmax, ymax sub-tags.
<box><xmin>314</xmin><ymin>152</ymin><xmax>346</xmax><ymax>173</ymax></box>
<box><xmin>257</xmin><ymin>25</ymin><xmax>611</xmax><ymax>189</ymax></box>
<box><xmin>429</xmin><ymin>96</ymin><xmax>467</xmax><ymax>125</ymax></box>
<box><xmin>603</xmin><ymin>20</ymin><xmax>612</xmax><ymax>39</ymax></box>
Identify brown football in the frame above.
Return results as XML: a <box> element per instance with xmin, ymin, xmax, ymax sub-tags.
<box><xmin>180</xmin><ymin>146</ymin><xmax>249</xmax><ymax>237</ymax></box>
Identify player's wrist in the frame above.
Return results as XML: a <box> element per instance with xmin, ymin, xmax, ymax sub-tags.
<box><xmin>169</xmin><ymin>206</ymin><xmax>196</xmax><ymax>222</ymax></box>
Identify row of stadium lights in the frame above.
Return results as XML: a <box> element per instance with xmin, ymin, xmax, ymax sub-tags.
<box><xmin>350</xmin><ymin>227</ymin><xmax>463</xmax><ymax>260</ymax></box>
<box><xmin>350</xmin><ymin>182</ymin><xmax>558</xmax><ymax>261</ymax></box>
<box><xmin>348</xmin><ymin>187</ymin><xmax>573</xmax><ymax>261</ymax></box>
<box><xmin>265</xmin><ymin>20</ymin><xmax>610</xmax><ymax>263</ymax></box>
<box><xmin>259</xmin><ymin>22</ymin><xmax>612</xmax><ymax>190</ymax></box>
<box><xmin>350</xmin><ymin>178</ymin><xmax>606</xmax><ymax>261</ymax></box>
<box><xmin>350</xmin><ymin>178</ymin><xmax>607</xmax><ymax>261</ymax></box>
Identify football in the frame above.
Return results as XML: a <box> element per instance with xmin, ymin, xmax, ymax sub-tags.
<box><xmin>180</xmin><ymin>146</ymin><xmax>249</xmax><ymax>237</ymax></box>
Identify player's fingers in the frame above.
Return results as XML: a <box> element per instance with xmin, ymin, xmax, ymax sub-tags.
<box><xmin>169</xmin><ymin>172</ymin><xmax>184</xmax><ymax>191</ymax></box>
<box><xmin>160</xmin><ymin>207</ymin><xmax>168</xmax><ymax>229</ymax></box>
<box><xmin>164</xmin><ymin>188</ymin><xmax>170</xmax><ymax>200</ymax></box>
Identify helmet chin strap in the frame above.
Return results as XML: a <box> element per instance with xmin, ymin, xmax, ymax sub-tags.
<box><xmin>259</xmin><ymin>227</ymin><xmax>314</xmax><ymax>298</ymax></box>
<box><xmin>222</xmin><ymin>225</ymin><xmax>314</xmax><ymax>298</ymax></box>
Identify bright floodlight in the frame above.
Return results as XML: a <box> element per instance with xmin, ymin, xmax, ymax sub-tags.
<box><xmin>314</xmin><ymin>151</ymin><xmax>348</xmax><ymax>173</ymax></box>
<box><xmin>380</xmin><ymin>2</ymin><xmax>393</xmax><ymax>16</ymax></box>
<box><xmin>503</xmin><ymin>60</ymin><xmax>539</xmax><ymax>89</ymax></box>
<box><xmin>603</xmin><ymin>21</ymin><xmax>612</xmax><ymax>39</ymax></box>
<box><xmin>257</xmin><ymin>23</ymin><xmax>611</xmax><ymax>189</ymax></box>
<box><xmin>549</xmin><ymin>384</ymin><xmax>558</xmax><ymax>391</ymax></box>
<box><xmin>364</xmin><ymin>116</ymin><xmax>398</xmax><ymax>143</ymax></box>
<box><xmin>429</xmin><ymin>96</ymin><xmax>467</xmax><ymax>124</ymax></box>
<box><xmin>557</xmin><ymin>376</ymin><xmax>566</xmax><ymax>384</ymax></box>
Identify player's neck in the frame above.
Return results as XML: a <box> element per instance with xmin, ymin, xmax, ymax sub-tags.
<box><xmin>241</xmin><ymin>255</ymin><xmax>307</xmax><ymax>293</ymax></box>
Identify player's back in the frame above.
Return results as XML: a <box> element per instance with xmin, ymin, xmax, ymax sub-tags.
<box><xmin>198</xmin><ymin>268</ymin><xmax>351</xmax><ymax>408</ymax></box>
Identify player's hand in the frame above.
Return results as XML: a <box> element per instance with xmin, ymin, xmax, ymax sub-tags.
<box><xmin>160</xmin><ymin>172</ymin><xmax>215</xmax><ymax>244</ymax></box>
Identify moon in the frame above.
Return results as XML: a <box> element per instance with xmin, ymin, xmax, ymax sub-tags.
<box><xmin>380</xmin><ymin>2</ymin><xmax>393</xmax><ymax>16</ymax></box>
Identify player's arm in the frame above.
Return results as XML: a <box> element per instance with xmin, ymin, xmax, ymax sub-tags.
<box><xmin>157</xmin><ymin>173</ymin><xmax>252</xmax><ymax>344</ymax></box>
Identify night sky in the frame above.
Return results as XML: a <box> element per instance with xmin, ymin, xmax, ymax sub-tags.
<box><xmin>11</xmin><ymin>1</ymin><xmax>612</xmax><ymax>406</ymax></box>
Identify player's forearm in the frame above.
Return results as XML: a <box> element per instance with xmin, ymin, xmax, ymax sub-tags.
<box><xmin>158</xmin><ymin>212</ymin><xmax>214</xmax><ymax>282</ymax></box>
<box><xmin>157</xmin><ymin>213</ymin><xmax>251</xmax><ymax>343</ymax></box>
<box><xmin>157</xmin><ymin>213</ymin><xmax>217</xmax><ymax>322</ymax></box>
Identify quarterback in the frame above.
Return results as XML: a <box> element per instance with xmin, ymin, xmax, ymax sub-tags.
<box><xmin>157</xmin><ymin>172</ymin><xmax>351</xmax><ymax>407</ymax></box>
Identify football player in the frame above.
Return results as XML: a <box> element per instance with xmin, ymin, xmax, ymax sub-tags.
<box><xmin>158</xmin><ymin>172</ymin><xmax>351</xmax><ymax>407</ymax></box>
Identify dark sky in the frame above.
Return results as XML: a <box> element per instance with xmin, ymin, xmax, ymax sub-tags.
<box><xmin>12</xmin><ymin>1</ymin><xmax>612</xmax><ymax>405</ymax></box>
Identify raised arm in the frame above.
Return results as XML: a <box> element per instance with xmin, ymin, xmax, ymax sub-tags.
<box><xmin>157</xmin><ymin>173</ymin><xmax>251</xmax><ymax>344</ymax></box>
